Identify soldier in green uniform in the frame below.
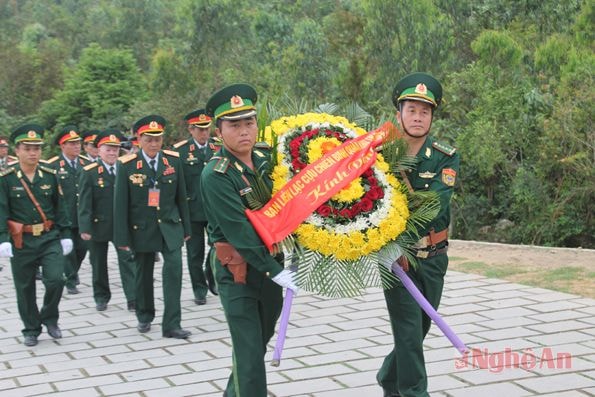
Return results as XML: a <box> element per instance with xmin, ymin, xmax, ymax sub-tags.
<box><xmin>114</xmin><ymin>115</ymin><xmax>192</xmax><ymax>339</ymax></box>
<box><xmin>172</xmin><ymin>109</ymin><xmax>216</xmax><ymax>305</ymax></box>
<box><xmin>46</xmin><ymin>126</ymin><xmax>89</xmax><ymax>294</ymax></box>
<box><xmin>0</xmin><ymin>124</ymin><xmax>73</xmax><ymax>346</ymax></box>
<box><xmin>0</xmin><ymin>136</ymin><xmax>18</xmax><ymax>170</ymax></box>
<box><xmin>81</xmin><ymin>130</ymin><xmax>100</xmax><ymax>162</ymax></box>
<box><xmin>78</xmin><ymin>130</ymin><xmax>137</xmax><ymax>312</ymax></box>
<box><xmin>202</xmin><ymin>84</ymin><xmax>297</xmax><ymax>397</ymax></box>
<box><xmin>377</xmin><ymin>73</ymin><xmax>460</xmax><ymax>397</ymax></box>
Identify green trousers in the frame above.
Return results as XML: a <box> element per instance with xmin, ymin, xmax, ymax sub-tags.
<box><xmin>10</xmin><ymin>230</ymin><xmax>66</xmax><ymax>336</ymax></box>
<box><xmin>185</xmin><ymin>221</ymin><xmax>209</xmax><ymax>300</ymax></box>
<box><xmin>134</xmin><ymin>246</ymin><xmax>183</xmax><ymax>332</ymax></box>
<box><xmin>88</xmin><ymin>240</ymin><xmax>136</xmax><ymax>305</ymax></box>
<box><xmin>216</xmin><ymin>262</ymin><xmax>283</xmax><ymax>397</ymax></box>
<box><xmin>377</xmin><ymin>253</ymin><xmax>449</xmax><ymax>397</ymax></box>
<box><xmin>64</xmin><ymin>227</ymin><xmax>88</xmax><ymax>288</ymax></box>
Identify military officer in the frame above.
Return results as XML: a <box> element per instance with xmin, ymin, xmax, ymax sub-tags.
<box><xmin>377</xmin><ymin>73</ymin><xmax>460</xmax><ymax>397</ymax></box>
<box><xmin>0</xmin><ymin>136</ymin><xmax>18</xmax><ymax>170</ymax></box>
<box><xmin>201</xmin><ymin>84</ymin><xmax>297</xmax><ymax>397</ymax></box>
<box><xmin>0</xmin><ymin>124</ymin><xmax>73</xmax><ymax>346</ymax></box>
<box><xmin>172</xmin><ymin>109</ymin><xmax>217</xmax><ymax>305</ymax></box>
<box><xmin>78</xmin><ymin>129</ymin><xmax>137</xmax><ymax>312</ymax></box>
<box><xmin>114</xmin><ymin>115</ymin><xmax>192</xmax><ymax>339</ymax></box>
<box><xmin>46</xmin><ymin>126</ymin><xmax>89</xmax><ymax>294</ymax></box>
<box><xmin>81</xmin><ymin>130</ymin><xmax>100</xmax><ymax>162</ymax></box>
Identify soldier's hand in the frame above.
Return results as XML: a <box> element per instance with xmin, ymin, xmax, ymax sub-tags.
<box><xmin>80</xmin><ymin>233</ymin><xmax>92</xmax><ymax>241</ymax></box>
<box><xmin>184</xmin><ymin>235</ymin><xmax>191</xmax><ymax>242</ymax></box>
<box><xmin>60</xmin><ymin>239</ymin><xmax>73</xmax><ymax>256</ymax></box>
<box><xmin>118</xmin><ymin>246</ymin><xmax>130</xmax><ymax>251</ymax></box>
<box><xmin>272</xmin><ymin>269</ymin><xmax>299</xmax><ymax>294</ymax></box>
<box><xmin>0</xmin><ymin>242</ymin><xmax>13</xmax><ymax>257</ymax></box>
<box><xmin>396</xmin><ymin>255</ymin><xmax>410</xmax><ymax>272</ymax></box>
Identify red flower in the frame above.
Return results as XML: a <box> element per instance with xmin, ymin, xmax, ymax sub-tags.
<box><xmin>367</xmin><ymin>176</ymin><xmax>378</xmax><ymax>186</ymax></box>
<box><xmin>359</xmin><ymin>198</ymin><xmax>374</xmax><ymax>212</ymax></box>
<box><xmin>339</xmin><ymin>208</ymin><xmax>353</xmax><ymax>218</ymax></box>
<box><xmin>362</xmin><ymin>168</ymin><xmax>374</xmax><ymax>178</ymax></box>
<box><xmin>317</xmin><ymin>205</ymin><xmax>332</xmax><ymax>217</ymax></box>
<box><xmin>367</xmin><ymin>186</ymin><xmax>385</xmax><ymax>200</ymax></box>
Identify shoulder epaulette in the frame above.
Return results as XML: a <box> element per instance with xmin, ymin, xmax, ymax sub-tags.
<box><xmin>212</xmin><ymin>156</ymin><xmax>230</xmax><ymax>174</ymax></box>
<box><xmin>163</xmin><ymin>149</ymin><xmax>180</xmax><ymax>158</ymax></box>
<box><xmin>118</xmin><ymin>153</ymin><xmax>137</xmax><ymax>164</ymax></box>
<box><xmin>254</xmin><ymin>142</ymin><xmax>271</xmax><ymax>150</ymax></box>
<box><xmin>84</xmin><ymin>162</ymin><xmax>99</xmax><ymax>171</ymax></box>
<box><xmin>45</xmin><ymin>156</ymin><xmax>60</xmax><ymax>164</ymax></box>
<box><xmin>39</xmin><ymin>166</ymin><xmax>57</xmax><ymax>175</ymax></box>
<box><xmin>432</xmin><ymin>141</ymin><xmax>457</xmax><ymax>157</ymax></box>
<box><xmin>79</xmin><ymin>154</ymin><xmax>91</xmax><ymax>162</ymax></box>
<box><xmin>8</xmin><ymin>155</ymin><xmax>17</xmax><ymax>161</ymax></box>
<box><xmin>0</xmin><ymin>167</ymin><xmax>15</xmax><ymax>177</ymax></box>
<box><xmin>172</xmin><ymin>139</ymin><xmax>188</xmax><ymax>149</ymax></box>
<box><xmin>7</xmin><ymin>159</ymin><xmax>18</xmax><ymax>166</ymax></box>
<box><xmin>38</xmin><ymin>159</ymin><xmax>49</xmax><ymax>164</ymax></box>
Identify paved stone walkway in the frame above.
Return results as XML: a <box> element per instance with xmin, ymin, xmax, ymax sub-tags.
<box><xmin>0</xmin><ymin>246</ymin><xmax>593</xmax><ymax>396</ymax></box>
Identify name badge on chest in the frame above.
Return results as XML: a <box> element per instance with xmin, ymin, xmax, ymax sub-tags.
<box><xmin>148</xmin><ymin>188</ymin><xmax>160</xmax><ymax>207</ymax></box>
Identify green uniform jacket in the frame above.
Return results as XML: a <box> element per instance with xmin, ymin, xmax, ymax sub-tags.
<box><xmin>405</xmin><ymin>136</ymin><xmax>460</xmax><ymax>236</ymax></box>
<box><xmin>78</xmin><ymin>160</ymin><xmax>118</xmax><ymax>242</ymax></box>
<box><xmin>46</xmin><ymin>155</ymin><xmax>90</xmax><ymax>228</ymax></box>
<box><xmin>201</xmin><ymin>146</ymin><xmax>283</xmax><ymax>279</ymax></box>
<box><xmin>113</xmin><ymin>150</ymin><xmax>191</xmax><ymax>253</ymax></box>
<box><xmin>172</xmin><ymin>139</ymin><xmax>217</xmax><ymax>222</ymax></box>
<box><xmin>0</xmin><ymin>164</ymin><xmax>71</xmax><ymax>243</ymax></box>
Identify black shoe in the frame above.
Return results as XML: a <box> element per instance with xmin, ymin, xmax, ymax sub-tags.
<box><xmin>137</xmin><ymin>322</ymin><xmax>151</xmax><ymax>333</ymax></box>
<box><xmin>194</xmin><ymin>297</ymin><xmax>207</xmax><ymax>305</ymax></box>
<box><xmin>96</xmin><ymin>302</ymin><xmax>107</xmax><ymax>311</ymax></box>
<box><xmin>66</xmin><ymin>286</ymin><xmax>80</xmax><ymax>295</ymax></box>
<box><xmin>127</xmin><ymin>301</ymin><xmax>136</xmax><ymax>312</ymax></box>
<box><xmin>163</xmin><ymin>328</ymin><xmax>191</xmax><ymax>339</ymax></box>
<box><xmin>47</xmin><ymin>324</ymin><xmax>62</xmax><ymax>339</ymax></box>
<box><xmin>24</xmin><ymin>335</ymin><xmax>38</xmax><ymax>346</ymax></box>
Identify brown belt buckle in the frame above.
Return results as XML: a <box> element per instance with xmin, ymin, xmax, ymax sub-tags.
<box><xmin>31</xmin><ymin>224</ymin><xmax>44</xmax><ymax>236</ymax></box>
<box><xmin>416</xmin><ymin>250</ymin><xmax>429</xmax><ymax>259</ymax></box>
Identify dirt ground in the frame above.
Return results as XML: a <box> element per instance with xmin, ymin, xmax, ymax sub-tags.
<box><xmin>448</xmin><ymin>239</ymin><xmax>595</xmax><ymax>298</ymax></box>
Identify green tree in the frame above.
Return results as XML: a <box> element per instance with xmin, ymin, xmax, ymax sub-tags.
<box><xmin>39</xmin><ymin>43</ymin><xmax>145</xmax><ymax>130</ymax></box>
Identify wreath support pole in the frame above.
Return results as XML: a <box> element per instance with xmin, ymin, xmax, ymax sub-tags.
<box><xmin>271</xmin><ymin>289</ymin><xmax>294</xmax><ymax>366</ymax></box>
<box><xmin>391</xmin><ymin>263</ymin><xmax>468</xmax><ymax>354</ymax></box>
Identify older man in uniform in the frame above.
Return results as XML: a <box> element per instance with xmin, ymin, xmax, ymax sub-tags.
<box><xmin>202</xmin><ymin>84</ymin><xmax>297</xmax><ymax>397</ymax></box>
<box><xmin>114</xmin><ymin>115</ymin><xmax>192</xmax><ymax>339</ymax></box>
<box><xmin>46</xmin><ymin>126</ymin><xmax>89</xmax><ymax>294</ymax></box>
<box><xmin>0</xmin><ymin>124</ymin><xmax>73</xmax><ymax>346</ymax></box>
<box><xmin>78</xmin><ymin>129</ymin><xmax>136</xmax><ymax>312</ymax></box>
<box><xmin>0</xmin><ymin>136</ymin><xmax>17</xmax><ymax>170</ymax></box>
<box><xmin>172</xmin><ymin>109</ymin><xmax>216</xmax><ymax>305</ymax></box>
<box><xmin>81</xmin><ymin>130</ymin><xmax>100</xmax><ymax>162</ymax></box>
<box><xmin>377</xmin><ymin>73</ymin><xmax>460</xmax><ymax>397</ymax></box>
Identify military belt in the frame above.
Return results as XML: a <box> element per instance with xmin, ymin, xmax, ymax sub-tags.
<box><xmin>22</xmin><ymin>221</ymin><xmax>54</xmax><ymax>236</ymax></box>
<box><xmin>414</xmin><ymin>245</ymin><xmax>448</xmax><ymax>259</ymax></box>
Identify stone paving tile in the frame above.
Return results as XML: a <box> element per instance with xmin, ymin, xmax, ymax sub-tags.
<box><xmin>446</xmin><ymin>382</ymin><xmax>535</xmax><ymax>396</ymax></box>
<box><xmin>53</xmin><ymin>374</ymin><xmax>122</xmax><ymax>391</ymax></box>
<box><xmin>16</xmin><ymin>369</ymin><xmax>85</xmax><ymax>386</ymax></box>
<box><xmin>515</xmin><ymin>373</ymin><xmax>595</xmax><ymax>393</ymax></box>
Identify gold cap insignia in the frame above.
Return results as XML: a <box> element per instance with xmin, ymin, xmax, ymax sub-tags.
<box><xmin>28</xmin><ymin>130</ymin><xmax>37</xmax><ymax>138</ymax></box>
<box><xmin>109</xmin><ymin>134</ymin><xmax>116</xmax><ymax>141</ymax></box>
<box><xmin>415</xmin><ymin>83</ymin><xmax>427</xmax><ymax>95</ymax></box>
<box><xmin>231</xmin><ymin>95</ymin><xmax>244</xmax><ymax>108</ymax></box>
<box><xmin>69</xmin><ymin>130</ymin><xmax>77</xmax><ymax>136</ymax></box>
<box><xmin>199</xmin><ymin>114</ymin><xmax>206</xmax><ymax>121</ymax></box>
<box><xmin>149</xmin><ymin>121</ymin><xmax>158</xmax><ymax>129</ymax></box>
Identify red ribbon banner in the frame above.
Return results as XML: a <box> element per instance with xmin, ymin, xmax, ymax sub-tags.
<box><xmin>246</xmin><ymin>123</ymin><xmax>392</xmax><ymax>252</ymax></box>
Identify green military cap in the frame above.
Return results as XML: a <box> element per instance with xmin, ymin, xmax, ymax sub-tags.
<box><xmin>82</xmin><ymin>129</ymin><xmax>101</xmax><ymax>146</ymax></box>
<box><xmin>55</xmin><ymin>124</ymin><xmax>82</xmax><ymax>145</ymax></box>
<box><xmin>94</xmin><ymin>129</ymin><xmax>124</xmax><ymax>147</ymax></box>
<box><xmin>10</xmin><ymin>124</ymin><xmax>44</xmax><ymax>145</ymax></box>
<box><xmin>184</xmin><ymin>109</ymin><xmax>212</xmax><ymax>128</ymax></box>
<box><xmin>206</xmin><ymin>83</ymin><xmax>257</xmax><ymax>121</ymax></box>
<box><xmin>133</xmin><ymin>115</ymin><xmax>167</xmax><ymax>137</ymax></box>
<box><xmin>392</xmin><ymin>72</ymin><xmax>443</xmax><ymax>108</ymax></box>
